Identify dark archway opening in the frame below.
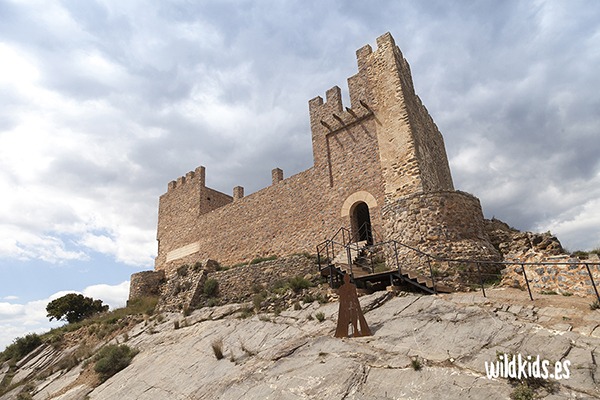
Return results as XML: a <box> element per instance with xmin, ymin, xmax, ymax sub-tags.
<box><xmin>352</xmin><ymin>202</ymin><xmax>373</xmax><ymax>245</ymax></box>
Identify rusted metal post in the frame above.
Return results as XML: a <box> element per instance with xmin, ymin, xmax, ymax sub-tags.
<box><xmin>585</xmin><ymin>263</ymin><xmax>600</xmax><ymax>303</ymax></box>
<box><xmin>477</xmin><ymin>262</ymin><xmax>486</xmax><ymax>298</ymax></box>
<box><xmin>346</xmin><ymin>245</ymin><xmax>353</xmax><ymax>279</ymax></box>
<box><xmin>521</xmin><ymin>263</ymin><xmax>534</xmax><ymax>301</ymax></box>
<box><xmin>428</xmin><ymin>259</ymin><xmax>437</xmax><ymax>294</ymax></box>
<box><xmin>317</xmin><ymin>247</ymin><xmax>322</xmax><ymax>272</ymax></box>
<box><xmin>394</xmin><ymin>241</ymin><xmax>401</xmax><ymax>275</ymax></box>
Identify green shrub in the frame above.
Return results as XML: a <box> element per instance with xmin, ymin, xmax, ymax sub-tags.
<box><xmin>252</xmin><ymin>294</ymin><xmax>265</xmax><ymax>311</ymax></box>
<box><xmin>315</xmin><ymin>312</ymin><xmax>325</xmax><ymax>322</ymax></box>
<box><xmin>1</xmin><ymin>333</ymin><xmax>42</xmax><ymax>362</ymax></box>
<box><xmin>94</xmin><ymin>345</ymin><xmax>138</xmax><ymax>382</ymax></box>
<box><xmin>250</xmin><ymin>255</ymin><xmax>278</xmax><ymax>265</ymax></box>
<box><xmin>207</xmin><ymin>298</ymin><xmax>219</xmax><ymax>307</ymax></box>
<box><xmin>192</xmin><ymin>261</ymin><xmax>203</xmax><ymax>272</ymax></box>
<box><xmin>16</xmin><ymin>391</ymin><xmax>33</xmax><ymax>400</ymax></box>
<box><xmin>203</xmin><ymin>279</ymin><xmax>219</xmax><ymax>297</ymax></box>
<box><xmin>510</xmin><ymin>383</ymin><xmax>534</xmax><ymax>400</ymax></box>
<box><xmin>237</xmin><ymin>306</ymin><xmax>254</xmax><ymax>319</ymax></box>
<box><xmin>288</xmin><ymin>276</ymin><xmax>312</xmax><ymax>293</ymax></box>
<box><xmin>590</xmin><ymin>300</ymin><xmax>600</xmax><ymax>310</ymax></box>
<box><xmin>176</xmin><ymin>265</ymin><xmax>189</xmax><ymax>276</ymax></box>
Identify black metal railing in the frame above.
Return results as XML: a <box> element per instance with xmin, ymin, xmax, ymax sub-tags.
<box><xmin>316</xmin><ymin>224</ymin><xmax>600</xmax><ymax>302</ymax></box>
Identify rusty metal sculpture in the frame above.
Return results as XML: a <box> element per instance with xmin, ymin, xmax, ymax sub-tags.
<box><xmin>335</xmin><ymin>274</ymin><xmax>372</xmax><ymax>338</ymax></box>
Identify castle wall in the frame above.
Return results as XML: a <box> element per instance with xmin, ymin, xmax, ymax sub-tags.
<box><xmin>156</xmin><ymin>154</ymin><xmax>385</xmax><ymax>274</ymax></box>
<box><xmin>154</xmin><ymin>32</ymin><xmax>496</xmax><ymax>277</ymax></box>
<box><xmin>382</xmin><ymin>190</ymin><xmax>500</xmax><ymax>264</ymax></box>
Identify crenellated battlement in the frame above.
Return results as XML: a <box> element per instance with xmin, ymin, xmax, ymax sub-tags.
<box><xmin>167</xmin><ymin>166</ymin><xmax>206</xmax><ymax>192</ymax></box>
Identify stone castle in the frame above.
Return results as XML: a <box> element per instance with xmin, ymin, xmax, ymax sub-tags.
<box><xmin>150</xmin><ymin>31</ymin><xmax>499</xmax><ymax>278</ymax></box>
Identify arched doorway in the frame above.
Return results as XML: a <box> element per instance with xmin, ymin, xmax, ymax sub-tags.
<box><xmin>351</xmin><ymin>201</ymin><xmax>373</xmax><ymax>245</ymax></box>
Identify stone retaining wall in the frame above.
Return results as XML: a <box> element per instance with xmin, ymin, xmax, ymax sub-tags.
<box><xmin>501</xmin><ymin>253</ymin><xmax>600</xmax><ymax>298</ymax></box>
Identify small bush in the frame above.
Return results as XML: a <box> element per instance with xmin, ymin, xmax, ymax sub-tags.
<box><xmin>571</xmin><ymin>250</ymin><xmax>589</xmax><ymax>259</ymax></box>
<box><xmin>192</xmin><ymin>261</ymin><xmax>203</xmax><ymax>272</ymax></box>
<box><xmin>252</xmin><ymin>294</ymin><xmax>265</xmax><ymax>311</ymax></box>
<box><xmin>250</xmin><ymin>255</ymin><xmax>278</xmax><ymax>265</ymax></box>
<box><xmin>176</xmin><ymin>265</ymin><xmax>189</xmax><ymax>277</ymax></box>
<box><xmin>590</xmin><ymin>300</ymin><xmax>600</xmax><ymax>310</ymax></box>
<box><xmin>293</xmin><ymin>302</ymin><xmax>302</xmax><ymax>311</ymax></box>
<box><xmin>182</xmin><ymin>305</ymin><xmax>192</xmax><ymax>317</ymax></box>
<box><xmin>510</xmin><ymin>383</ymin><xmax>534</xmax><ymax>400</ymax></box>
<box><xmin>237</xmin><ymin>306</ymin><xmax>254</xmax><ymax>319</ymax></box>
<box><xmin>16</xmin><ymin>391</ymin><xmax>34</xmax><ymax>400</ymax></box>
<box><xmin>94</xmin><ymin>345</ymin><xmax>138</xmax><ymax>382</ymax></box>
<box><xmin>315</xmin><ymin>312</ymin><xmax>325</xmax><ymax>322</ymax></box>
<box><xmin>211</xmin><ymin>339</ymin><xmax>224</xmax><ymax>360</ymax></box>
<box><xmin>302</xmin><ymin>293</ymin><xmax>315</xmax><ymax>303</ymax></box>
<box><xmin>288</xmin><ymin>276</ymin><xmax>312</xmax><ymax>293</ymax></box>
<box><xmin>251</xmin><ymin>283</ymin><xmax>264</xmax><ymax>294</ymax></box>
<box><xmin>207</xmin><ymin>298</ymin><xmax>219</xmax><ymax>307</ymax></box>
<box><xmin>411</xmin><ymin>357</ymin><xmax>422</xmax><ymax>371</ymax></box>
<box><xmin>1</xmin><ymin>333</ymin><xmax>42</xmax><ymax>362</ymax></box>
<box><xmin>203</xmin><ymin>279</ymin><xmax>219</xmax><ymax>297</ymax></box>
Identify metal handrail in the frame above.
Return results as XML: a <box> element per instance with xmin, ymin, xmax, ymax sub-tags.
<box><xmin>317</xmin><ymin>226</ymin><xmax>600</xmax><ymax>302</ymax></box>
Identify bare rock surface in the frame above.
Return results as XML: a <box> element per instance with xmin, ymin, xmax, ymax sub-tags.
<box><xmin>85</xmin><ymin>290</ymin><xmax>599</xmax><ymax>399</ymax></box>
<box><xmin>3</xmin><ymin>288</ymin><xmax>599</xmax><ymax>399</ymax></box>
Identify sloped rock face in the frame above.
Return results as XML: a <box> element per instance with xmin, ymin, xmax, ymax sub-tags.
<box><xmin>16</xmin><ymin>291</ymin><xmax>592</xmax><ymax>400</ymax></box>
<box><xmin>3</xmin><ymin>289</ymin><xmax>599</xmax><ymax>399</ymax></box>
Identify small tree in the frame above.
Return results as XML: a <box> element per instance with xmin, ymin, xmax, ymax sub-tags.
<box><xmin>46</xmin><ymin>293</ymin><xmax>108</xmax><ymax>323</ymax></box>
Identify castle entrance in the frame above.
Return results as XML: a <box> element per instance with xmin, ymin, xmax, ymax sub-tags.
<box><xmin>351</xmin><ymin>201</ymin><xmax>373</xmax><ymax>245</ymax></box>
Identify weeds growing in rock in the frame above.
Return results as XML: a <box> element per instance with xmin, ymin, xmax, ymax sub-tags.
<box><xmin>510</xmin><ymin>383</ymin><xmax>534</xmax><ymax>400</ymax></box>
<box><xmin>315</xmin><ymin>312</ymin><xmax>325</xmax><ymax>322</ymax></box>
<box><xmin>288</xmin><ymin>276</ymin><xmax>312</xmax><ymax>293</ymax></box>
<box><xmin>211</xmin><ymin>339</ymin><xmax>224</xmax><ymax>360</ymax></box>
<box><xmin>237</xmin><ymin>306</ymin><xmax>254</xmax><ymax>319</ymax></box>
<box><xmin>250</xmin><ymin>255</ymin><xmax>278</xmax><ymax>265</ymax></box>
<box><xmin>590</xmin><ymin>300</ymin><xmax>600</xmax><ymax>310</ymax></box>
<box><xmin>192</xmin><ymin>261</ymin><xmax>203</xmax><ymax>272</ymax></box>
<box><xmin>176</xmin><ymin>265</ymin><xmax>189</xmax><ymax>277</ymax></box>
<box><xmin>94</xmin><ymin>344</ymin><xmax>138</xmax><ymax>382</ymax></box>
<box><xmin>411</xmin><ymin>357</ymin><xmax>422</xmax><ymax>371</ymax></box>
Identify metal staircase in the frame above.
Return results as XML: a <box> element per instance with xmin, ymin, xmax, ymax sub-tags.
<box><xmin>316</xmin><ymin>225</ymin><xmax>452</xmax><ymax>294</ymax></box>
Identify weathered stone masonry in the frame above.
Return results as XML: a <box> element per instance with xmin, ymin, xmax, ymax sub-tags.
<box><xmin>146</xmin><ymin>32</ymin><xmax>499</xmax><ymax>282</ymax></box>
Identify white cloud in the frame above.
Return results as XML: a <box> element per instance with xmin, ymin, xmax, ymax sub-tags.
<box><xmin>83</xmin><ymin>281</ymin><xmax>130</xmax><ymax>310</ymax></box>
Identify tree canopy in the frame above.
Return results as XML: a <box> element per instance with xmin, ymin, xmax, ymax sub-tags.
<box><xmin>46</xmin><ymin>293</ymin><xmax>109</xmax><ymax>323</ymax></box>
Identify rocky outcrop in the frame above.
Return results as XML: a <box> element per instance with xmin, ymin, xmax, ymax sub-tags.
<box><xmin>2</xmin><ymin>288</ymin><xmax>599</xmax><ymax>399</ymax></box>
<box><xmin>484</xmin><ymin>218</ymin><xmax>564</xmax><ymax>259</ymax></box>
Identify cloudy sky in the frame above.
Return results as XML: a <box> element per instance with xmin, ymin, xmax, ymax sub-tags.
<box><xmin>1</xmin><ymin>0</ymin><xmax>599</xmax><ymax>349</ymax></box>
